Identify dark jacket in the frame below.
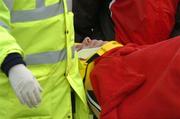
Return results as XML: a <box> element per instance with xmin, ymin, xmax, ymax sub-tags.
<box><xmin>73</xmin><ymin>0</ymin><xmax>114</xmax><ymax>42</ymax></box>
<box><xmin>171</xmin><ymin>2</ymin><xmax>180</xmax><ymax>37</ymax></box>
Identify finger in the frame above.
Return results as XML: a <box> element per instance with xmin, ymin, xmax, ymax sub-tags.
<box><xmin>34</xmin><ymin>88</ymin><xmax>41</xmax><ymax>104</ymax></box>
<box><xmin>16</xmin><ymin>91</ymin><xmax>25</xmax><ymax>105</ymax></box>
<box><xmin>83</xmin><ymin>37</ymin><xmax>91</xmax><ymax>45</ymax></box>
<box><xmin>36</xmin><ymin>82</ymin><xmax>43</xmax><ymax>93</ymax></box>
<box><xmin>94</xmin><ymin>40</ymin><xmax>106</xmax><ymax>47</ymax></box>
<box><xmin>22</xmin><ymin>92</ymin><xmax>33</xmax><ymax>108</ymax></box>
<box><xmin>27</xmin><ymin>91</ymin><xmax>37</xmax><ymax>107</ymax></box>
<box><xmin>97</xmin><ymin>40</ymin><xmax>104</xmax><ymax>47</ymax></box>
<box><xmin>39</xmin><ymin>86</ymin><xmax>43</xmax><ymax>93</ymax></box>
<box><xmin>89</xmin><ymin>40</ymin><xmax>98</xmax><ymax>48</ymax></box>
<box><xmin>93</xmin><ymin>40</ymin><xmax>102</xmax><ymax>47</ymax></box>
<box><xmin>103</xmin><ymin>41</ymin><xmax>108</xmax><ymax>45</ymax></box>
<box><xmin>86</xmin><ymin>37</ymin><xmax>91</xmax><ymax>43</ymax></box>
<box><xmin>30</xmin><ymin>90</ymin><xmax>39</xmax><ymax>107</ymax></box>
<box><xmin>33</xmin><ymin>78</ymin><xmax>43</xmax><ymax>92</ymax></box>
<box><xmin>75</xmin><ymin>44</ymin><xmax>83</xmax><ymax>51</ymax></box>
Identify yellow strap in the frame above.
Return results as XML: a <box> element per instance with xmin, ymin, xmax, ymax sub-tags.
<box><xmin>97</xmin><ymin>41</ymin><xmax>123</xmax><ymax>56</ymax></box>
<box><xmin>85</xmin><ymin>41</ymin><xmax>123</xmax><ymax>63</ymax></box>
<box><xmin>96</xmin><ymin>41</ymin><xmax>123</xmax><ymax>56</ymax></box>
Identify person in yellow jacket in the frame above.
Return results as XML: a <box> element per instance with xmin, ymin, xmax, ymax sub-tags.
<box><xmin>0</xmin><ymin>0</ymin><xmax>89</xmax><ymax>119</ymax></box>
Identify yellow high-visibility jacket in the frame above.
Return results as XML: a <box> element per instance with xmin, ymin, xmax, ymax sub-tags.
<box><xmin>0</xmin><ymin>0</ymin><xmax>89</xmax><ymax>119</ymax></box>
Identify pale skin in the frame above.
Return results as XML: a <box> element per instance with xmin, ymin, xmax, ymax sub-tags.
<box><xmin>75</xmin><ymin>37</ymin><xmax>108</xmax><ymax>51</ymax></box>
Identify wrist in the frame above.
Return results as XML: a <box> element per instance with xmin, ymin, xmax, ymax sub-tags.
<box><xmin>1</xmin><ymin>53</ymin><xmax>26</xmax><ymax>76</ymax></box>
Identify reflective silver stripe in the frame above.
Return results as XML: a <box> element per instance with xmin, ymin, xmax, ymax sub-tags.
<box><xmin>0</xmin><ymin>21</ymin><xmax>10</xmax><ymax>30</ymax></box>
<box><xmin>36</xmin><ymin>0</ymin><xmax>45</xmax><ymax>8</ymax></box>
<box><xmin>11</xmin><ymin>2</ymin><xmax>64</xmax><ymax>23</ymax></box>
<box><xmin>25</xmin><ymin>50</ymin><xmax>66</xmax><ymax>65</ymax></box>
<box><xmin>67</xmin><ymin>0</ymin><xmax>72</xmax><ymax>11</ymax></box>
<box><xmin>25</xmin><ymin>47</ymin><xmax>75</xmax><ymax>65</ymax></box>
<box><xmin>3</xmin><ymin>0</ymin><xmax>14</xmax><ymax>10</ymax></box>
<box><xmin>87</xmin><ymin>92</ymin><xmax>101</xmax><ymax>111</ymax></box>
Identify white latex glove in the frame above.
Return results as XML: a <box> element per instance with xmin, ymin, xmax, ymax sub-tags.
<box><xmin>8</xmin><ymin>64</ymin><xmax>43</xmax><ymax>108</ymax></box>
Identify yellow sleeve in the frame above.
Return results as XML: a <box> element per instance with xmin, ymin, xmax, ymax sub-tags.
<box><xmin>0</xmin><ymin>1</ymin><xmax>23</xmax><ymax>65</ymax></box>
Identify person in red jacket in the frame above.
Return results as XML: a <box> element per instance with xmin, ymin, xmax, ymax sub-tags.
<box><xmin>90</xmin><ymin>0</ymin><xmax>180</xmax><ymax>119</ymax></box>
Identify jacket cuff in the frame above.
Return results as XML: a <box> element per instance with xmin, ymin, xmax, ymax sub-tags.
<box><xmin>1</xmin><ymin>53</ymin><xmax>26</xmax><ymax>76</ymax></box>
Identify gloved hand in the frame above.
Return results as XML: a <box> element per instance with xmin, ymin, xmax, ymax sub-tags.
<box><xmin>8</xmin><ymin>64</ymin><xmax>43</xmax><ymax>108</ymax></box>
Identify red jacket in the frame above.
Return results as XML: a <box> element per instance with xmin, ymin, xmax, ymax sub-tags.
<box><xmin>110</xmin><ymin>0</ymin><xmax>179</xmax><ymax>45</ymax></box>
<box><xmin>90</xmin><ymin>0</ymin><xmax>180</xmax><ymax>119</ymax></box>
